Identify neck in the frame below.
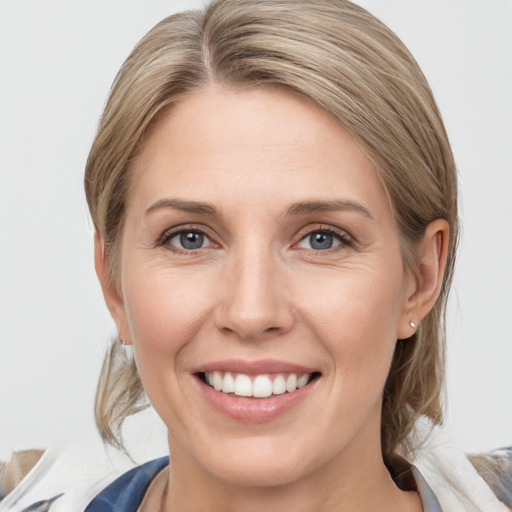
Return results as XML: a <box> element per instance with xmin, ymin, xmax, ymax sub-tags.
<box><xmin>160</xmin><ymin>432</ymin><xmax>422</xmax><ymax>512</ymax></box>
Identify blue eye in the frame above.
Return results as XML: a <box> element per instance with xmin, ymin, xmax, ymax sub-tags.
<box><xmin>180</xmin><ymin>232</ymin><xmax>204</xmax><ymax>249</ymax></box>
<box><xmin>165</xmin><ymin>230</ymin><xmax>212</xmax><ymax>251</ymax></box>
<box><xmin>297</xmin><ymin>230</ymin><xmax>349</xmax><ymax>251</ymax></box>
<box><xmin>309</xmin><ymin>232</ymin><xmax>334</xmax><ymax>250</ymax></box>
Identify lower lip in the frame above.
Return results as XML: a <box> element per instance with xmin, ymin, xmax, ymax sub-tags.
<box><xmin>195</xmin><ymin>376</ymin><xmax>317</xmax><ymax>423</ymax></box>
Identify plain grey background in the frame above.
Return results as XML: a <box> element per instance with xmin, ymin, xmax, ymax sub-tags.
<box><xmin>1</xmin><ymin>0</ymin><xmax>511</xmax><ymax>460</ymax></box>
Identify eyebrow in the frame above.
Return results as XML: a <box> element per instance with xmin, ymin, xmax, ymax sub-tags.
<box><xmin>145</xmin><ymin>199</ymin><xmax>219</xmax><ymax>216</ymax></box>
<box><xmin>144</xmin><ymin>198</ymin><xmax>373</xmax><ymax>220</ymax></box>
<box><xmin>286</xmin><ymin>200</ymin><xmax>373</xmax><ymax>219</ymax></box>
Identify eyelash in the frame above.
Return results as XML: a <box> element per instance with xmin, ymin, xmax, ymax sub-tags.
<box><xmin>157</xmin><ymin>225</ymin><xmax>214</xmax><ymax>254</ymax></box>
<box><xmin>294</xmin><ymin>226</ymin><xmax>354</xmax><ymax>252</ymax></box>
<box><xmin>157</xmin><ymin>224</ymin><xmax>354</xmax><ymax>254</ymax></box>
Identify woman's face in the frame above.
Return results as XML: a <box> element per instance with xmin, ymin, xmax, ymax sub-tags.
<box><xmin>110</xmin><ymin>86</ymin><xmax>416</xmax><ymax>485</ymax></box>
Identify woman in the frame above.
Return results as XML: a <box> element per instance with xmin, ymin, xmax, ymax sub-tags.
<box><xmin>2</xmin><ymin>0</ymin><xmax>510</xmax><ymax>510</ymax></box>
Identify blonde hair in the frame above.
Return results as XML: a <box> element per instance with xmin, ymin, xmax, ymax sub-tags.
<box><xmin>85</xmin><ymin>0</ymin><xmax>458</xmax><ymax>458</ymax></box>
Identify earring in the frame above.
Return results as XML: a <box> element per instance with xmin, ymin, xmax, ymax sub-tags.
<box><xmin>119</xmin><ymin>338</ymin><xmax>134</xmax><ymax>363</ymax></box>
<box><xmin>409</xmin><ymin>321</ymin><xmax>417</xmax><ymax>330</ymax></box>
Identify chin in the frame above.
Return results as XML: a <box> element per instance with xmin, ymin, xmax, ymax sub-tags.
<box><xmin>194</xmin><ymin>436</ymin><xmax>323</xmax><ymax>488</ymax></box>
<box><xmin>210</xmin><ymin>458</ymin><xmax>311</xmax><ymax>488</ymax></box>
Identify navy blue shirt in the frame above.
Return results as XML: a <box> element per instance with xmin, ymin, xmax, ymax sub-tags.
<box><xmin>84</xmin><ymin>457</ymin><xmax>169</xmax><ymax>512</ymax></box>
<box><xmin>83</xmin><ymin>456</ymin><xmax>443</xmax><ymax>512</ymax></box>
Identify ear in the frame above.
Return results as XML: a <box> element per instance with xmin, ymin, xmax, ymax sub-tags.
<box><xmin>397</xmin><ymin>219</ymin><xmax>450</xmax><ymax>339</ymax></box>
<box><xmin>94</xmin><ymin>232</ymin><xmax>132</xmax><ymax>345</ymax></box>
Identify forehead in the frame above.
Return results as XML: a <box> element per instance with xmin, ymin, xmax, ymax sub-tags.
<box><xmin>128</xmin><ymin>85</ymin><xmax>391</xmax><ymax>220</ymax></box>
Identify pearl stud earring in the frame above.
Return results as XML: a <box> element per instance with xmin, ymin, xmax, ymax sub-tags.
<box><xmin>120</xmin><ymin>338</ymin><xmax>134</xmax><ymax>363</ymax></box>
<box><xmin>409</xmin><ymin>321</ymin><xmax>417</xmax><ymax>330</ymax></box>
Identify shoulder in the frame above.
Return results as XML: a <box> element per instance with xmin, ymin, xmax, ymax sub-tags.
<box><xmin>468</xmin><ymin>447</ymin><xmax>512</xmax><ymax>509</ymax></box>
<box><xmin>84</xmin><ymin>457</ymin><xmax>169</xmax><ymax>512</ymax></box>
<box><xmin>1</xmin><ymin>449</ymin><xmax>45</xmax><ymax>501</ymax></box>
<box><xmin>0</xmin><ymin>442</ymin><xmax>140</xmax><ymax>512</ymax></box>
<box><xmin>413</xmin><ymin>440</ymin><xmax>512</xmax><ymax>511</ymax></box>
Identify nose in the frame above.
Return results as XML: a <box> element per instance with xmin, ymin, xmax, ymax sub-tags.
<box><xmin>214</xmin><ymin>246</ymin><xmax>294</xmax><ymax>341</ymax></box>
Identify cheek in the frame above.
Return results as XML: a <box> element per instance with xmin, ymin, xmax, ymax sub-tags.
<box><xmin>122</xmin><ymin>265</ymin><xmax>215</xmax><ymax>371</ymax></box>
<box><xmin>120</xmin><ymin>265</ymin><xmax>221</xmax><ymax>423</ymax></box>
<box><xmin>298</xmin><ymin>262</ymin><xmax>405</xmax><ymax>391</ymax></box>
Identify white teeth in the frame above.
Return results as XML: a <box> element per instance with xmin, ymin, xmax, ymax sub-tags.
<box><xmin>212</xmin><ymin>371</ymin><xmax>222</xmax><ymax>391</ymax></box>
<box><xmin>221</xmin><ymin>372</ymin><xmax>235</xmax><ymax>393</ymax></box>
<box><xmin>297</xmin><ymin>374</ymin><xmax>309</xmax><ymax>389</ymax></box>
<box><xmin>234</xmin><ymin>374</ymin><xmax>253</xmax><ymax>397</ymax></box>
<box><xmin>286</xmin><ymin>374</ymin><xmax>297</xmax><ymax>392</ymax></box>
<box><xmin>253</xmin><ymin>375</ymin><xmax>273</xmax><ymax>398</ymax></box>
<box><xmin>272</xmin><ymin>375</ymin><xmax>287</xmax><ymax>395</ymax></box>
<box><xmin>204</xmin><ymin>371</ymin><xmax>315</xmax><ymax>397</ymax></box>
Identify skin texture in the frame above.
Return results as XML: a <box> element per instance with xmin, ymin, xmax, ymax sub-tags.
<box><xmin>96</xmin><ymin>85</ymin><xmax>448</xmax><ymax>511</ymax></box>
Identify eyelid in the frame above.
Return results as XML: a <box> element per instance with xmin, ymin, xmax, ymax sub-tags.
<box><xmin>157</xmin><ymin>223</ymin><xmax>218</xmax><ymax>250</ymax></box>
<box><xmin>293</xmin><ymin>224</ymin><xmax>355</xmax><ymax>250</ymax></box>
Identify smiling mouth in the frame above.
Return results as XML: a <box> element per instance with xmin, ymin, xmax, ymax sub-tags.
<box><xmin>198</xmin><ymin>371</ymin><xmax>321</xmax><ymax>398</ymax></box>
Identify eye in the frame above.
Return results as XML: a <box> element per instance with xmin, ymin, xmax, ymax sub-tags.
<box><xmin>163</xmin><ymin>229</ymin><xmax>213</xmax><ymax>251</ymax></box>
<box><xmin>297</xmin><ymin>229</ymin><xmax>352</xmax><ymax>251</ymax></box>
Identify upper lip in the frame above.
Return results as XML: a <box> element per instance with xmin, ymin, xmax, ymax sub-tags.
<box><xmin>192</xmin><ymin>359</ymin><xmax>318</xmax><ymax>375</ymax></box>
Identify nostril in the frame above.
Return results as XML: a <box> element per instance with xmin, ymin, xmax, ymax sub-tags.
<box><xmin>214</xmin><ymin>299</ymin><xmax>294</xmax><ymax>341</ymax></box>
